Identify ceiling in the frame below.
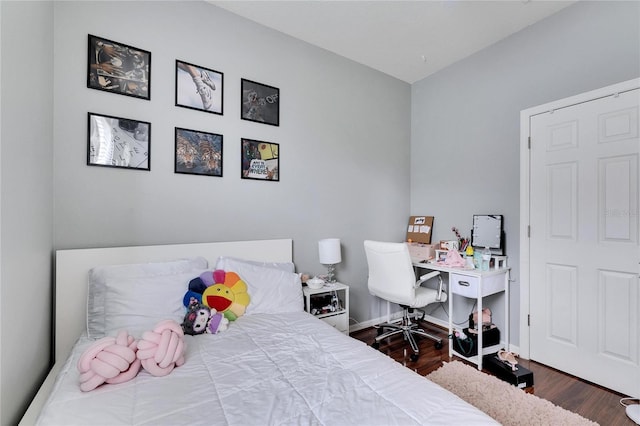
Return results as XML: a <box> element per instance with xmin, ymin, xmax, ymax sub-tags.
<box><xmin>211</xmin><ymin>0</ymin><xmax>576</xmax><ymax>84</ymax></box>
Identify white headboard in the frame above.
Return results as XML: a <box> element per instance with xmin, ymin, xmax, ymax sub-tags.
<box><xmin>54</xmin><ymin>239</ymin><xmax>293</xmax><ymax>364</ymax></box>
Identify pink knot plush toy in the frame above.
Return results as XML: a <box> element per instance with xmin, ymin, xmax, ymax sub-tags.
<box><xmin>77</xmin><ymin>330</ymin><xmax>141</xmax><ymax>392</ymax></box>
<box><xmin>136</xmin><ymin>320</ymin><xmax>186</xmax><ymax>377</ymax></box>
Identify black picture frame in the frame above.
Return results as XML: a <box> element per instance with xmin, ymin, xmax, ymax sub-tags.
<box><xmin>241</xmin><ymin>138</ymin><xmax>279</xmax><ymax>181</ymax></box>
<box><xmin>175</xmin><ymin>60</ymin><xmax>223</xmax><ymax>115</ymax></box>
<box><xmin>87</xmin><ymin>34</ymin><xmax>151</xmax><ymax>100</ymax></box>
<box><xmin>240</xmin><ymin>79</ymin><xmax>279</xmax><ymax>126</ymax></box>
<box><xmin>87</xmin><ymin>112</ymin><xmax>150</xmax><ymax>171</ymax></box>
<box><xmin>175</xmin><ymin>127</ymin><xmax>223</xmax><ymax>177</ymax></box>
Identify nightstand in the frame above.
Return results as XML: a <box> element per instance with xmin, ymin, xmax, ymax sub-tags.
<box><xmin>303</xmin><ymin>282</ymin><xmax>349</xmax><ymax>334</ymax></box>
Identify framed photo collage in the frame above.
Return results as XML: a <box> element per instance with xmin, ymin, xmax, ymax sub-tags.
<box><xmin>86</xmin><ymin>34</ymin><xmax>280</xmax><ymax>182</ymax></box>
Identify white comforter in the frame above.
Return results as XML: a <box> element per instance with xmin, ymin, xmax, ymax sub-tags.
<box><xmin>37</xmin><ymin>312</ymin><xmax>497</xmax><ymax>425</ymax></box>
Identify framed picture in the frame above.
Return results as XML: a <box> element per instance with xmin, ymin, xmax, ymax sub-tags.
<box><xmin>87</xmin><ymin>112</ymin><xmax>150</xmax><ymax>170</ymax></box>
<box><xmin>435</xmin><ymin>250</ymin><xmax>448</xmax><ymax>263</ymax></box>
<box><xmin>240</xmin><ymin>79</ymin><xmax>279</xmax><ymax>126</ymax></box>
<box><xmin>87</xmin><ymin>34</ymin><xmax>151</xmax><ymax>100</ymax></box>
<box><xmin>175</xmin><ymin>60</ymin><xmax>223</xmax><ymax>115</ymax></box>
<box><xmin>175</xmin><ymin>127</ymin><xmax>223</xmax><ymax>177</ymax></box>
<box><xmin>241</xmin><ymin>138</ymin><xmax>279</xmax><ymax>181</ymax></box>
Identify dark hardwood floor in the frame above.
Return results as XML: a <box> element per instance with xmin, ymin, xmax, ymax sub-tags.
<box><xmin>350</xmin><ymin>323</ymin><xmax>635</xmax><ymax>426</ymax></box>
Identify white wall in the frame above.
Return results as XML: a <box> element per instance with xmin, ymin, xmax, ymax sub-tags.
<box><xmin>0</xmin><ymin>1</ymin><xmax>54</xmax><ymax>424</ymax></box>
<box><xmin>3</xmin><ymin>1</ymin><xmax>410</xmax><ymax>421</ymax></box>
<box><xmin>52</xmin><ymin>1</ymin><xmax>410</xmax><ymax>333</ymax></box>
<box><xmin>411</xmin><ymin>0</ymin><xmax>640</xmax><ymax>346</ymax></box>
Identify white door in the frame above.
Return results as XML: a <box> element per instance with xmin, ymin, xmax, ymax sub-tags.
<box><xmin>529</xmin><ymin>87</ymin><xmax>639</xmax><ymax>397</ymax></box>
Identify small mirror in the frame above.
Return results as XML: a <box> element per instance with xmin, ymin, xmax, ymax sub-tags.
<box><xmin>471</xmin><ymin>215</ymin><xmax>503</xmax><ymax>254</ymax></box>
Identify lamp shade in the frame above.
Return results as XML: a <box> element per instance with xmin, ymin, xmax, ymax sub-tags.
<box><xmin>318</xmin><ymin>238</ymin><xmax>342</xmax><ymax>264</ymax></box>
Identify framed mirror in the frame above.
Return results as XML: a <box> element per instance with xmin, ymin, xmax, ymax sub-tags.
<box><xmin>471</xmin><ymin>214</ymin><xmax>504</xmax><ymax>254</ymax></box>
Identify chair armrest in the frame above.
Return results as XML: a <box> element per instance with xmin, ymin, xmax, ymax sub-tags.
<box><xmin>416</xmin><ymin>270</ymin><xmax>440</xmax><ymax>286</ymax></box>
<box><xmin>416</xmin><ymin>271</ymin><xmax>445</xmax><ymax>302</ymax></box>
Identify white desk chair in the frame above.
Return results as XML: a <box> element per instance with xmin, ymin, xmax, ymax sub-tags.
<box><xmin>364</xmin><ymin>240</ymin><xmax>447</xmax><ymax>361</ymax></box>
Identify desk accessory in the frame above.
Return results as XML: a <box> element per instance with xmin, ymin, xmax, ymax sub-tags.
<box><xmin>407</xmin><ymin>242</ymin><xmax>435</xmax><ymax>262</ymax></box>
<box><xmin>406</xmin><ymin>215</ymin><xmax>433</xmax><ymax>243</ymax></box>
<box><xmin>492</xmin><ymin>255</ymin><xmax>507</xmax><ymax>269</ymax></box>
<box><xmin>481</xmin><ymin>246</ymin><xmax>492</xmax><ymax>270</ymax></box>
<box><xmin>471</xmin><ymin>214</ymin><xmax>504</xmax><ymax>255</ymax></box>
<box><xmin>306</xmin><ymin>277</ymin><xmax>325</xmax><ymax>290</ymax></box>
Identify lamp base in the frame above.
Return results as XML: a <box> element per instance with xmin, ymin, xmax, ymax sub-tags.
<box><xmin>325</xmin><ymin>264</ymin><xmax>337</xmax><ymax>283</ymax></box>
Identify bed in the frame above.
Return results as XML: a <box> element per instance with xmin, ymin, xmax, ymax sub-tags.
<box><xmin>20</xmin><ymin>238</ymin><xmax>497</xmax><ymax>425</ymax></box>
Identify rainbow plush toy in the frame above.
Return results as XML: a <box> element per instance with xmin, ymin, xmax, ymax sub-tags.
<box><xmin>183</xmin><ymin>270</ymin><xmax>250</xmax><ymax>322</ymax></box>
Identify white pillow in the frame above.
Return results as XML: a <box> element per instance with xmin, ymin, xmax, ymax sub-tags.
<box><xmin>214</xmin><ymin>257</ymin><xmax>303</xmax><ymax>315</ymax></box>
<box><xmin>87</xmin><ymin>257</ymin><xmax>208</xmax><ymax>338</ymax></box>
<box><xmin>215</xmin><ymin>256</ymin><xmax>295</xmax><ymax>273</ymax></box>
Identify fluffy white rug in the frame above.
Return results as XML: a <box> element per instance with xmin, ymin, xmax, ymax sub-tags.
<box><xmin>427</xmin><ymin>361</ymin><xmax>598</xmax><ymax>426</ymax></box>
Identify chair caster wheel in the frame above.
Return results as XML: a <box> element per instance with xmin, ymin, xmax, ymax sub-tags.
<box><xmin>410</xmin><ymin>353</ymin><xmax>419</xmax><ymax>362</ymax></box>
<box><xmin>372</xmin><ymin>342</ymin><xmax>380</xmax><ymax>349</ymax></box>
<box><xmin>435</xmin><ymin>340</ymin><xmax>443</xmax><ymax>350</ymax></box>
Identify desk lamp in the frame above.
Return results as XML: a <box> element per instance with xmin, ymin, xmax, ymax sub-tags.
<box><xmin>318</xmin><ymin>238</ymin><xmax>342</xmax><ymax>283</ymax></box>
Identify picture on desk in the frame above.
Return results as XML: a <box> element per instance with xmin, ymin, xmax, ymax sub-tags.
<box><xmin>435</xmin><ymin>250</ymin><xmax>448</xmax><ymax>262</ymax></box>
<box><xmin>87</xmin><ymin>112</ymin><xmax>150</xmax><ymax>171</ymax></box>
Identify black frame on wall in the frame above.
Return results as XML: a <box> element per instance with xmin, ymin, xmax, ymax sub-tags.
<box><xmin>240</xmin><ymin>79</ymin><xmax>280</xmax><ymax>126</ymax></box>
<box><xmin>174</xmin><ymin>127</ymin><xmax>224</xmax><ymax>177</ymax></box>
<box><xmin>241</xmin><ymin>138</ymin><xmax>279</xmax><ymax>181</ymax></box>
<box><xmin>87</xmin><ymin>111</ymin><xmax>151</xmax><ymax>171</ymax></box>
<box><xmin>175</xmin><ymin>60</ymin><xmax>224</xmax><ymax>115</ymax></box>
<box><xmin>87</xmin><ymin>34</ymin><xmax>151</xmax><ymax>100</ymax></box>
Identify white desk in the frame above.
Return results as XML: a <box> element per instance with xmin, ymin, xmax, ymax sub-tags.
<box><xmin>413</xmin><ymin>262</ymin><xmax>510</xmax><ymax>370</ymax></box>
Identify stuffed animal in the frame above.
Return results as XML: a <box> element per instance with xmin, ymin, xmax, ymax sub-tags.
<box><xmin>181</xmin><ymin>298</ymin><xmax>229</xmax><ymax>335</ymax></box>
<box><xmin>183</xmin><ymin>270</ymin><xmax>251</xmax><ymax>322</ymax></box>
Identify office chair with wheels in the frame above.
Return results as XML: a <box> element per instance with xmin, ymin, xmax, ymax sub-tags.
<box><xmin>364</xmin><ymin>240</ymin><xmax>447</xmax><ymax>361</ymax></box>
